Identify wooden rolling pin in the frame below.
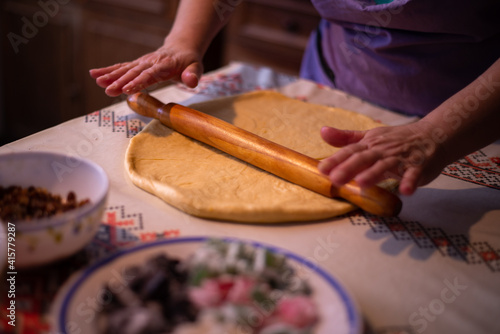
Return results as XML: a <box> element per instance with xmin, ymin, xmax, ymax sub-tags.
<box><xmin>127</xmin><ymin>93</ymin><xmax>402</xmax><ymax>217</ymax></box>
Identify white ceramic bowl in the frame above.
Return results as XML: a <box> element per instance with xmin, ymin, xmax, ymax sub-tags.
<box><xmin>0</xmin><ymin>151</ymin><xmax>108</xmax><ymax>268</ymax></box>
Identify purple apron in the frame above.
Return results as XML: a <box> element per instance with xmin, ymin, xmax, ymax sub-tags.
<box><xmin>301</xmin><ymin>0</ymin><xmax>500</xmax><ymax>116</ymax></box>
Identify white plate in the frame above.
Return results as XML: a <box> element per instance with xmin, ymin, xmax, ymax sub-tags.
<box><xmin>51</xmin><ymin>237</ymin><xmax>362</xmax><ymax>334</ymax></box>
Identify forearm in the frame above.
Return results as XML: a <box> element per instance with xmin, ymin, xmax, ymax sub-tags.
<box><xmin>90</xmin><ymin>0</ymin><xmax>240</xmax><ymax>95</ymax></box>
<box><xmin>167</xmin><ymin>0</ymin><xmax>236</xmax><ymax>56</ymax></box>
<box><xmin>318</xmin><ymin>58</ymin><xmax>500</xmax><ymax>195</ymax></box>
<box><xmin>421</xmin><ymin>57</ymin><xmax>500</xmax><ymax>165</ymax></box>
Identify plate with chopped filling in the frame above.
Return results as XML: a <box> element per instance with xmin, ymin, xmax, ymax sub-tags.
<box><xmin>51</xmin><ymin>237</ymin><xmax>362</xmax><ymax>334</ymax></box>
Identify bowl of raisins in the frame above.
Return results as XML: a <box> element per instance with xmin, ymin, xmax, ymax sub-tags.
<box><xmin>0</xmin><ymin>151</ymin><xmax>109</xmax><ymax>268</ymax></box>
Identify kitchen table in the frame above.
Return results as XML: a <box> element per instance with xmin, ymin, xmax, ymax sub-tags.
<box><xmin>1</xmin><ymin>62</ymin><xmax>499</xmax><ymax>334</ymax></box>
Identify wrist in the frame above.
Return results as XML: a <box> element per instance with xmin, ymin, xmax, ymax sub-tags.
<box><xmin>163</xmin><ymin>33</ymin><xmax>205</xmax><ymax>56</ymax></box>
<box><xmin>400</xmin><ymin>119</ymin><xmax>452</xmax><ymax>178</ymax></box>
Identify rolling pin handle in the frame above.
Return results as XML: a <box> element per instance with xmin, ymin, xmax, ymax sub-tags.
<box><xmin>337</xmin><ymin>181</ymin><xmax>402</xmax><ymax>217</ymax></box>
<box><xmin>127</xmin><ymin>93</ymin><xmax>167</xmax><ymax>120</ymax></box>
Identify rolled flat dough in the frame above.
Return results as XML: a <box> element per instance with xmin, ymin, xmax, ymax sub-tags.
<box><xmin>126</xmin><ymin>91</ymin><xmax>386</xmax><ymax>223</ymax></box>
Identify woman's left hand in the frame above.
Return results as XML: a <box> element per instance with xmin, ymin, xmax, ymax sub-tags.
<box><xmin>317</xmin><ymin>122</ymin><xmax>445</xmax><ymax>196</ymax></box>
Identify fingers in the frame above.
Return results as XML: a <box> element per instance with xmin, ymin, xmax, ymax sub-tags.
<box><xmin>90</xmin><ymin>59</ymin><xmax>202</xmax><ymax>96</ymax></box>
<box><xmin>320</xmin><ymin>126</ymin><xmax>365</xmax><ymax>147</ymax></box>
<box><xmin>90</xmin><ymin>62</ymin><xmax>136</xmax><ymax>94</ymax></box>
<box><xmin>120</xmin><ymin>60</ymin><xmax>203</xmax><ymax>94</ymax></box>
<box><xmin>319</xmin><ymin>149</ymin><xmax>423</xmax><ymax>195</ymax></box>
<box><xmin>122</xmin><ymin>65</ymin><xmax>171</xmax><ymax>94</ymax></box>
<box><xmin>399</xmin><ymin>167</ymin><xmax>422</xmax><ymax>196</ymax></box>
<box><xmin>317</xmin><ymin>123</ymin><xmax>439</xmax><ymax>195</ymax></box>
<box><xmin>320</xmin><ymin>147</ymin><xmax>383</xmax><ymax>187</ymax></box>
<box><xmin>89</xmin><ymin>63</ymin><xmax>123</xmax><ymax>79</ymax></box>
<box><xmin>318</xmin><ymin>127</ymin><xmax>370</xmax><ymax>185</ymax></box>
<box><xmin>320</xmin><ymin>145</ymin><xmax>424</xmax><ymax>194</ymax></box>
<box><xmin>91</xmin><ymin>61</ymin><xmax>174</xmax><ymax>97</ymax></box>
<box><xmin>354</xmin><ymin>157</ymin><xmax>401</xmax><ymax>187</ymax></box>
<box><xmin>104</xmin><ymin>63</ymin><xmax>150</xmax><ymax>96</ymax></box>
<box><xmin>181</xmin><ymin>62</ymin><xmax>203</xmax><ymax>88</ymax></box>
<box><xmin>95</xmin><ymin>63</ymin><xmax>134</xmax><ymax>88</ymax></box>
<box><xmin>318</xmin><ymin>143</ymin><xmax>367</xmax><ymax>174</ymax></box>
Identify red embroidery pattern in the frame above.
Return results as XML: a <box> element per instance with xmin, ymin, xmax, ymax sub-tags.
<box><xmin>89</xmin><ymin>206</ymin><xmax>181</xmax><ymax>259</ymax></box>
<box><xmin>0</xmin><ymin>205</ymin><xmax>181</xmax><ymax>334</ymax></box>
<box><xmin>85</xmin><ymin>110</ymin><xmax>147</xmax><ymax>138</ymax></box>
<box><xmin>442</xmin><ymin>150</ymin><xmax>500</xmax><ymax>190</ymax></box>
<box><xmin>349</xmin><ymin>212</ymin><xmax>500</xmax><ymax>273</ymax></box>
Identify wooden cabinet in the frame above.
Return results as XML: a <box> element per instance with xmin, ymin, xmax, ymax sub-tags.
<box><xmin>1</xmin><ymin>0</ymin><xmax>82</xmax><ymax>142</ymax></box>
<box><xmin>80</xmin><ymin>0</ymin><xmax>179</xmax><ymax>114</ymax></box>
<box><xmin>0</xmin><ymin>0</ymin><xmax>222</xmax><ymax>144</ymax></box>
<box><xmin>0</xmin><ymin>0</ymin><xmax>319</xmax><ymax>145</ymax></box>
<box><xmin>223</xmin><ymin>0</ymin><xmax>321</xmax><ymax>75</ymax></box>
<box><xmin>0</xmin><ymin>0</ymin><xmax>186</xmax><ymax>143</ymax></box>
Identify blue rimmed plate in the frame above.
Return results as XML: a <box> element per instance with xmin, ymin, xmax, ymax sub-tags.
<box><xmin>50</xmin><ymin>236</ymin><xmax>362</xmax><ymax>334</ymax></box>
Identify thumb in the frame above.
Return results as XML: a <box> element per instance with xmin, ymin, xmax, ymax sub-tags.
<box><xmin>320</xmin><ymin>126</ymin><xmax>365</xmax><ymax>147</ymax></box>
<box><xmin>181</xmin><ymin>62</ymin><xmax>203</xmax><ymax>88</ymax></box>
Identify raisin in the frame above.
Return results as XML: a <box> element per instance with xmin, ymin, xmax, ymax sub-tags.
<box><xmin>0</xmin><ymin>186</ymin><xmax>91</xmax><ymax>222</ymax></box>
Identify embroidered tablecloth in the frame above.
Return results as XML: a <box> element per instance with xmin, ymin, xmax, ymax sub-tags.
<box><xmin>1</xmin><ymin>62</ymin><xmax>499</xmax><ymax>334</ymax></box>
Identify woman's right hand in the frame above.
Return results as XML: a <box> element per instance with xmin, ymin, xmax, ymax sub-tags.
<box><xmin>89</xmin><ymin>38</ymin><xmax>204</xmax><ymax>97</ymax></box>
<box><xmin>89</xmin><ymin>0</ymin><xmax>236</xmax><ymax>97</ymax></box>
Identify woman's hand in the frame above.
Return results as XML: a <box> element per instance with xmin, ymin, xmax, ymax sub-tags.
<box><xmin>89</xmin><ymin>0</ymin><xmax>236</xmax><ymax>97</ymax></box>
<box><xmin>318</xmin><ymin>58</ymin><xmax>500</xmax><ymax>196</ymax></box>
<box><xmin>317</xmin><ymin>122</ymin><xmax>446</xmax><ymax>196</ymax></box>
<box><xmin>89</xmin><ymin>0</ymin><xmax>239</xmax><ymax>97</ymax></box>
<box><xmin>89</xmin><ymin>39</ymin><xmax>203</xmax><ymax>97</ymax></box>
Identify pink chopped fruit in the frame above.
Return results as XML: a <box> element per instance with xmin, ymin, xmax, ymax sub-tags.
<box><xmin>276</xmin><ymin>295</ymin><xmax>319</xmax><ymax>328</ymax></box>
